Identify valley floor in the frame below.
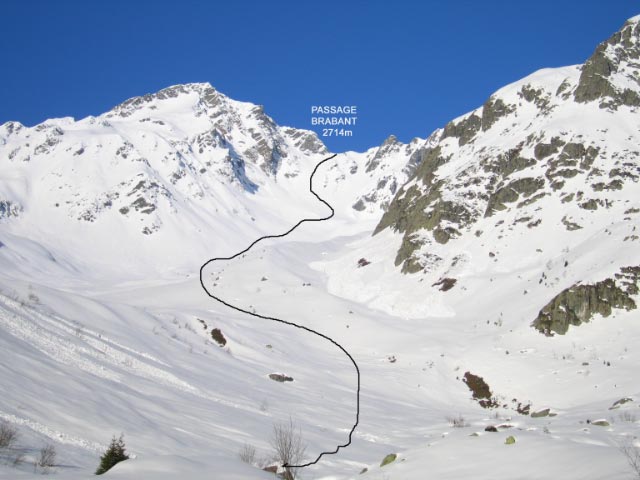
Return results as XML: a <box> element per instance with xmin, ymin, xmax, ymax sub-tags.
<box><xmin>0</xmin><ymin>218</ymin><xmax>638</xmax><ymax>479</ymax></box>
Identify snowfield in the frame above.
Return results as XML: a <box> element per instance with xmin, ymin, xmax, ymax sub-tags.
<box><xmin>1</xmin><ymin>16</ymin><xmax>640</xmax><ymax>480</ymax></box>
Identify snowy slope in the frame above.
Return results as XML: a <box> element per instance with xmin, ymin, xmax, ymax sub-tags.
<box><xmin>0</xmin><ymin>15</ymin><xmax>639</xmax><ymax>480</ymax></box>
<box><xmin>0</xmin><ymin>82</ymin><xmax>424</xmax><ymax>478</ymax></box>
<box><xmin>0</xmin><ymin>83</ymin><xmax>418</xmax><ymax>282</ymax></box>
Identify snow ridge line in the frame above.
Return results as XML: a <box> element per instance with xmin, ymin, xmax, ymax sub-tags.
<box><xmin>199</xmin><ymin>153</ymin><xmax>361</xmax><ymax>470</ymax></box>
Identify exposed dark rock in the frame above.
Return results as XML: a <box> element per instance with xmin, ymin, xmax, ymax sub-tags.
<box><xmin>414</xmin><ymin>146</ymin><xmax>450</xmax><ymax>184</ymax></box>
<box><xmin>463</xmin><ymin>371</ymin><xmax>498</xmax><ymax>408</ymax></box>
<box><xmin>481</xmin><ymin>97</ymin><xmax>515</xmax><ymax>131</ymax></box>
<box><xmin>517</xmin><ymin>191</ymin><xmax>546</xmax><ymax>208</ymax></box>
<box><xmin>556</xmin><ymin>78</ymin><xmax>573</xmax><ymax>99</ymax></box>
<box><xmin>554</xmin><ymin>168</ymin><xmax>579</xmax><ymax>178</ymax></box>
<box><xmin>616</xmin><ymin>266</ymin><xmax>640</xmax><ymax>295</ymax></box>
<box><xmin>532</xmin><ymin>266</ymin><xmax>639</xmax><ymax>335</ymax></box>
<box><xmin>531</xmin><ymin>408</ymin><xmax>551</xmax><ymax>418</ymax></box>
<box><xmin>520</xmin><ymin>84</ymin><xmax>552</xmax><ymax>111</ymax></box>
<box><xmin>33</xmin><ymin>132</ymin><xmax>62</xmax><ymax>155</ymax></box>
<box><xmin>376</xmin><ymin>165</ymin><xmax>472</xmax><ymax>270</ymax></box>
<box><xmin>527</xmin><ymin>218</ymin><xmax>542</xmax><ymax>229</ymax></box>
<box><xmin>609</xmin><ymin>397</ymin><xmax>633</xmax><ymax>410</ymax></box>
<box><xmin>114</xmin><ymin>84</ymin><xmax>202</xmax><ymax>117</ymax></box>
<box><xmin>555</xmin><ymin>143</ymin><xmax>600</xmax><ymax>171</ymax></box>
<box><xmin>268</xmin><ymin>373</ymin><xmax>293</xmax><ymax>383</ymax></box>
<box><xmin>574</xmin><ymin>18</ymin><xmax>640</xmax><ymax>108</ymax></box>
<box><xmin>484</xmin><ymin>177</ymin><xmax>545</xmax><ymax>216</ymax></box>
<box><xmin>366</xmin><ymin>135</ymin><xmax>400</xmax><ymax>172</ymax></box>
<box><xmin>283</xmin><ymin>128</ymin><xmax>327</xmax><ymax>155</ymax></box>
<box><xmin>432</xmin><ymin>278</ymin><xmax>457</xmax><ymax>291</ymax></box>
<box><xmin>561</xmin><ymin>216</ymin><xmax>582</xmax><ymax>231</ymax></box>
<box><xmin>482</xmin><ymin>150</ymin><xmax>536</xmax><ymax>178</ymax></box>
<box><xmin>357</xmin><ymin>258</ymin><xmax>371</xmax><ymax>268</ymax></box>
<box><xmin>579</xmin><ymin>199</ymin><xmax>599</xmax><ymax>210</ymax></box>
<box><xmin>352</xmin><ymin>199</ymin><xmax>366</xmax><ymax>211</ymax></box>
<box><xmin>592</xmin><ymin>179</ymin><xmax>624</xmax><ymax>191</ymax></box>
<box><xmin>516</xmin><ymin>403</ymin><xmax>531</xmax><ymax>415</ymax></box>
<box><xmin>211</xmin><ymin>328</ymin><xmax>227</xmax><ymax>346</ymax></box>
<box><xmin>574</xmin><ymin>42</ymin><xmax>617</xmax><ymax>104</ymax></box>
<box><xmin>2</xmin><ymin>121</ymin><xmax>23</xmax><ymax>135</ymax></box>
<box><xmin>534</xmin><ymin>141</ymin><xmax>560</xmax><ymax>160</ymax></box>
<box><xmin>484</xmin><ymin>183</ymin><xmax>519</xmax><ymax>215</ymax></box>
<box><xmin>130</xmin><ymin>197</ymin><xmax>156</xmax><ymax>214</ymax></box>
<box><xmin>380</xmin><ymin>453</ymin><xmax>397</xmax><ymax>467</ymax></box>
<box><xmin>442</xmin><ymin>114</ymin><xmax>482</xmax><ymax>146</ymax></box>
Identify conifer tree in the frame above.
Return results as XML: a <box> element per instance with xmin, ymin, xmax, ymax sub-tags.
<box><xmin>95</xmin><ymin>434</ymin><xmax>129</xmax><ymax>475</ymax></box>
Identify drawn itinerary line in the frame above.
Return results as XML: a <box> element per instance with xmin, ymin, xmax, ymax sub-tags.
<box><xmin>198</xmin><ymin>153</ymin><xmax>361</xmax><ymax>472</ymax></box>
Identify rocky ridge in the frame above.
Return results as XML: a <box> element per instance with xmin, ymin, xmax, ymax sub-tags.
<box><xmin>375</xmin><ymin>17</ymin><xmax>640</xmax><ymax>279</ymax></box>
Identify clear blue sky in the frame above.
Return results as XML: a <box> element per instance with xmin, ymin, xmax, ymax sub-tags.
<box><xmin>2</xmin><ymin>1</ymin><xmax>637</xmax><ymax>151</ymax></box>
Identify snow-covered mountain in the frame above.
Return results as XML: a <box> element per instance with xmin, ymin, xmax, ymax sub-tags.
<box><xmin>0</xmin><ymin>15</ymin><xmax>639</xmax><ymax>480</ymax></box>
<box><xmin>357</xmin><ymin>15</ymin><xmax>640</xmax><ymax>321</ymax></box>
<box><xmin>0</xmin><ymin>82</ymin><xmax>419</xmax><ymax>282</ymax></box>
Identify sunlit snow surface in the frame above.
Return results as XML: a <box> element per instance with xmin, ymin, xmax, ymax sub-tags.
<box><xmin>1</xmin><ymin>40</ymin><xmax>640</xmax><ymax>479</ymax></box>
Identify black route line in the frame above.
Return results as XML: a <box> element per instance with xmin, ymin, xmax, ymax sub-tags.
<box><xmin>199</xmin><ymin>153</ymin><xmax>360</xmax><ymax>471</ymax></box>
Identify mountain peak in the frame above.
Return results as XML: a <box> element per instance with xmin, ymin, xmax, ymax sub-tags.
<box><xmin>625</xmin><ymin>14</ymin><xmax>640</xmax><ymax>25</ymax></box>
<box><xmin>574</xmin><ymin>15</ymin><xmax>640</xmax><ymax>108</ymax></box>
<box><xmin>109</xmin><ymin>82</ymin><xmax>223</xmax><ymax>118</ymax></box>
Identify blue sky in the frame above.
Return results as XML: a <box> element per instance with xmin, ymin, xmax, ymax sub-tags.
<box><xmin>2</xmin><ymin>1</ymin><xmax>637</xmax><ymax>151</ymax></box>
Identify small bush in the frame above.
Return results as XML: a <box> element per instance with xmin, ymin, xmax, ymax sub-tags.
<box><xmin>238</xmin><ymin>443</ymin><xmax>256</xmax><ymax>465</ymax></box>
<box><xmin>96</xmin><ymin>435</ymin><xmax>129</xmax><ymax>475</ymax></box>
<box><xmin>271</xmin><ymin>419</ymin><xmax>306</xmax><ymax>480</ymax></box>
<box><xmin>446</xmin><ymin>414</ymin><xmax>469</xmax><ymax>428</ymax></box>
<box><xmin>37</xmin><ymin>444</ymin><xmax>56</xmax><ymax>471</ymax></box>
<box><xmin>0</xmin><ymin>421</ymin><xmax>19</xmax><ymax>449</ymax></box>
<box><xmin>619</xmin><ymin>412</ymin><xmax>637</xmax><ymax>423</ymax></box>
<box><xmin>619</xmin><ymin>438</ymin><xmax>640</xmax><ymax>479</ymax></box>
